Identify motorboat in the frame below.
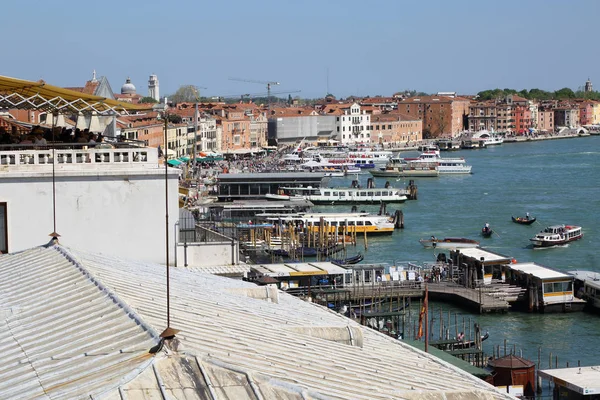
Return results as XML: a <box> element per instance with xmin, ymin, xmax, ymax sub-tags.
<box><xmin>530</xmin><ymin>224</ymin><xmax>583</xmax><ymax>247</ymax></box>
<box><xmin>419</xmin><ymin>237</ymin><xmax>480</xmax><ymax>249</ymax></box>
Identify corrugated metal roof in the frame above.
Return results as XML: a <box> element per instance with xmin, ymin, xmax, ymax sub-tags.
<box><xmin>0</xmin><ymin>246</ymin><xmax>157</xmax><ymax>399</ymax></box>
<box><xmin>61</xmin><ymin>245</ymin><xmax>512</xmax><ymax>399</ymax></box>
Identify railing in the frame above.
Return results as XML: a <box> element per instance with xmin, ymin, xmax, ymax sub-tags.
<box><xmin>192</xmin><ymin>224</ymin><xmax>236</xmax><ymax>244</ymax></box>
<box><xmin>0</xmin><ymin>144</ymin><xmax>158</xmax><ymax>167</ymax></box>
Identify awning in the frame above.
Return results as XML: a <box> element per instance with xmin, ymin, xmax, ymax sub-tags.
<box><xmin>251</xmin><ymin>262</ymin><xmax>350</xmax><ymax>278</ymax></box>
<box><xmin>0</xmin><ymin>74</ymin><xmax>152</xmax><ymax>114</ymax></box>
<box><xmin>178</xmin><ymin>156</ymin><xmax>190</xmax><ymax>162</ymax></box>
<box><xmin>167</xmin><ymin>159</ymin><xmax>183</xmax><ymax>166</ymax></box>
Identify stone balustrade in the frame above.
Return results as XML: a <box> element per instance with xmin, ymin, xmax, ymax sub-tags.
<box><xmin>0</xmin><ymin>147</ymin><xmax>159</xmax><ymax>167</ymax></box>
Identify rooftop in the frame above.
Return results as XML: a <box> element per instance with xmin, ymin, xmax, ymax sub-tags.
<box><xmin>539</xmin><ymin>366</ymin><xmax>600</xmax><ymax>396</ymax></box>
<box><xmin>0</xmin><ymin>244</ymin><xmax>512</xmax><ymax>399</ymax></box>
<box><xmin>510</xmin><ymin>262</ymin><xmax>572</xmax><ymax>280</ymax></box>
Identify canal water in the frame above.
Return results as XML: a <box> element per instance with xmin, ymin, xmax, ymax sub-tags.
<box><xmin>319</xmin><ymin>135</ymin><xmax>600</xmax><ymax>370</ymax></box>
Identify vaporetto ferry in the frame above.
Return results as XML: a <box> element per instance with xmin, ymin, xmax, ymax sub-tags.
<box><xmin>256</xmin><ymin>212</ymin><xmax>398</xmax><ymax>235</ymax></box>
<box><xmin>281</xmin><ymin>186</ymin><xmax>408</xmax><ymax>204</ymax></box>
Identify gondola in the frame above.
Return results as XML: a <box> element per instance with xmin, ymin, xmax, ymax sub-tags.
<box><xmin>512</xmin><ymin>216</ymin><xmax>536</xmax><ymax>225</ymax></box>
<box><xmin>453</xmin><ymin>332</ymin><xmax>490</xmax><ymax>349</ymax></box>
<box><xmin>330</xmin><ymin>253</ymin><xmax>364</xmax><ymax>266</ymax></box>
<box><xmin>481</xmin><ymin>227</ymin><xmax>493</xmax><ymax>238</ymax></box>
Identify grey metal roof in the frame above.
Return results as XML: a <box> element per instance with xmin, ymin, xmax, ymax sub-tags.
<box><xmin>0</xmin><ymin>245</ymin><xmax>512</xmax><ymax>399</ymax></box>
<box><xmin>218</xmin><ymin>172</ymin><xmax>324</xmax><ymax>180</ymax></box>
<box><xmin>0</xmin><ymin>245</ymin><xmax>157</xmax><ymax>399</ymax></box>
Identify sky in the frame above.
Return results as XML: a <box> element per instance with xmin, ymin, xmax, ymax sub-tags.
<box><xmin>2</xmin><ymin>0</ymin><xmax>599</xmax><ymax>99</ymax></box>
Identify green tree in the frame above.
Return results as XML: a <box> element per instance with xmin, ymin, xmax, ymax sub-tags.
<box><xmin>168</xmin><ymin>85</ymin><xmax>202</xmax><ymax>103</ymax></box>
<box><xmin>554</xmin><ymin>87</ymin><xmax>576</xmax><ymax>99</ymax></box>
<box><xmin>167</xmin><ymin>114</ymin><xmax>182</xmax><ymax>124</ymax></box>
<box><xmin>140</xmin><ymin>96</ymin><xmax>158</xmax><ymax>104</ymax></box>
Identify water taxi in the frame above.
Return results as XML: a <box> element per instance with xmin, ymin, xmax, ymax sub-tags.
<box><xmin>530</xmin><ymin>224</ymin><xmax>583</xmax><ymax>247</ymax></box>
<box><xmin>255</xmin><ymin>212</ymin><xmax>398</xmax><ymax>235</ymax></box>
<box><xmin>419</xmin><ymin>237</ymin><xmax>480</xmax><ymax>249</ymax></box>
<box><xmin>281</xmin><ymin>186</ymin><xmax>408</xmax><ymax>205</ymax></box>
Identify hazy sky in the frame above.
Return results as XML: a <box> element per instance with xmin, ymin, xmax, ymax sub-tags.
<box><xmin>3</xmin><ymin>0</ymin><xmax>598</xmax><ymax>99</ymax></box>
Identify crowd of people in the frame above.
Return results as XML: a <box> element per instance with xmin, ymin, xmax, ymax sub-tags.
<box><xmin>0</xmin><ymin>125</ymin><xmax>116</xmax><ymax>149</ymax></box>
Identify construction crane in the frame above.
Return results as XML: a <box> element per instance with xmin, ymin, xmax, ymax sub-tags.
<box><xmin>229</xmin><ymin>78</ymin><xmax>281</xmax><ymax>114</ymax></box>
<box><xmin>212</xmin><ymin>89</ymin><xmax>301</xmax><ymax>103</ymax></box>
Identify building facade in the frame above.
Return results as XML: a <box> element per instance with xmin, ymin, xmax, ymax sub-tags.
<box><xmin>0</xmin><ymin>146</ymin><xmax>178</xmax><ymax>263</ymax></box>
<box><xmin>369</xmin><ymin>111</ymin><xmax>422</xmax><ymax>143</ymax></box>
<box><xmin>554</xmin><ymin>107</ymin><xmax>579</xmax><ymax>128</ymax></box>
<box><xmin>537</xmin><ymin>109</ymin><xmax>554</xmax><ymax>132</ymax></box>
<box><xmin>468</xmin><ymin>101</ymin><xmax>497</xmax><ymax>132</ymax></box>
<box><xmin>397</xmin><ymin>96</ymin><xmax>469</xmax><ymax>137</ymax></box>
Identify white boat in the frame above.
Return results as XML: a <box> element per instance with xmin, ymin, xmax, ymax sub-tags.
<box><xmin>256</xmin><ymin>211</ymin><xmax>398</xmax><ymax>235</ymax></box>
<box><xmin>530</xmin><ymin>224</ymin><xmax>583</xmax><ymax>247</ymax></box>
<box><xmin>419</xmin><ymin>237</ymin><xmax>480</xmax><ymax>249</ymax></box>
<box><xmin>472</xmin><ymin>131</ymin><xmax>504</xmax><ymax>146</ymax></box>
<box><xmin>395</xmin><ymin>149</ymin><xmax>472</xmax><ymax>174</ymax></box>
<box><xmin>282</xmin><ymin>186</ymin><xmax>408</xmax><ymax>204</ymax></box>
<box><xmin>569</xmin><ymin>270</ymin><xmax>600</xmax><ymax>311</ymax></box>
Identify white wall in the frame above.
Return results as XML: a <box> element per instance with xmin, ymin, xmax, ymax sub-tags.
<box><xmin>2</xmin><ymin>169</ymin><xmax>179</xmax><ymax>264</ymax></box>
<box><xmin>176</xmin><ymin>242</ymin><xmax>239</xmax><ymax>267</ymax></box>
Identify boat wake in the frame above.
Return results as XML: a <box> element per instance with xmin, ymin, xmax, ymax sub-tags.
<box><xmin>532</xmin><ymin>244</ymin><xmax>569</xmax><ymax>250</ymax></box>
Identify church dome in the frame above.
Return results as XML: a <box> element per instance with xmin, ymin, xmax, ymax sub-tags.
<box><xmin>121</xmin><ymin>77</ymin><xmax>136</xmax><ymax>95</ymax></box>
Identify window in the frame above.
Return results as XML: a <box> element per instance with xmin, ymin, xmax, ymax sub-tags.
<box><xmin>375</xmin><ymin>191</ymin><xmax>381</xmax><ymax>196</ymax></box>
<box><xmin>0</xmin><ymin>203</ymin><xmax>6</xmax><ymax>253</ymax></box>
<box><xmin>324</xmin><ymin>192</ymin><xmax>331</xmax><ymax>196</ymax></box>
<box><xmin>367</xmin><ymin>191</ymin><xmax>374</xmax><ymax>196</ymax></box>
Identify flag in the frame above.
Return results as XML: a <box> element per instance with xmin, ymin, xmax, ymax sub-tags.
<box><xmin>417</xmin><ymin>304</ymin><xmax>425</xmax><ymax>339</ymax></box>
<box><xmin>416</xmin><ymin>284</ymin><xmax>429</xmax><ymax>341</ymax></box>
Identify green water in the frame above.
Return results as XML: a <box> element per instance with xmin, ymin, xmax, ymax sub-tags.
<box><xmin>320</xmin><ymin>136</ymin><xmax>600</xmax><ymax>369</ymax></box>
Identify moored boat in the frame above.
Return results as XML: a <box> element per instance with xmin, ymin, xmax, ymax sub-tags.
<box><xmin>419</xmin><ymin>237</ymin><xmax>480</xmax><ymax>249</ymax></box>
<box><xmin>530</xmin><ymin>224</ymin><xmax>583</xmax><ymax>247</ymax></box>
<box><xmin>512</xmin><ymin>215</ymin><xmax>536</xmax><ymax>225</ymax></box>
<box><xmin>256</xmin><ymin>211</ymin><xmax>399</xmax><ymax>235</ymax></box>
<box><xmin>369</xmin><ymin>162</ymin><xmax>439</xmax><ymax>177</ymax></box>
<box><xmin>281</xmin><ymin>186</ymin><xmax>408</xmax><ymax>204</ymax></box>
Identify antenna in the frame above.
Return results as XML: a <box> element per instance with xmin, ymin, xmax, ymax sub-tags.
<box><xmin>161</xmin><ymin>110</ymin><xmax>179</xmax><ymax>340</ymax></box>
<box><xmin>326</xmin><ymin>67</ymin><xmax>329</xmax><ymax>95</ymax></box>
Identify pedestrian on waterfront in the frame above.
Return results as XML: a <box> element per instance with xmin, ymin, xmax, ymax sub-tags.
<box><xmin>457</xmin><ymin>332</ymin><xmax>464</xmax><ymax>341</ymax></box>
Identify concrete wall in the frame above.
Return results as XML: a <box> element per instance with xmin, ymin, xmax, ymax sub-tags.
<box><xmin>270</xmin><ymin>115</ymin><xmax>337</xmax><ymax>143</ymax></box>
<box><xmin>1</xmin><ymin>168</ymin><xmax>179</xmax><ymax>264</ymax></box>
<box><xmin>176</xmin><ymin>241</ymin><xmax>239</xmax><ymax>267</ymax></box>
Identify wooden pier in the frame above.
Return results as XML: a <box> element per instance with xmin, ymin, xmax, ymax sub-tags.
<box><xmin>312</xmin><ymin>280</ymin><xmax>510</xmax><ymax>314</ymax></box>
<box><xmin>428</xmin><ymin>282</ymin><xmax>510</xmax><ymax>313</ymax></box>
